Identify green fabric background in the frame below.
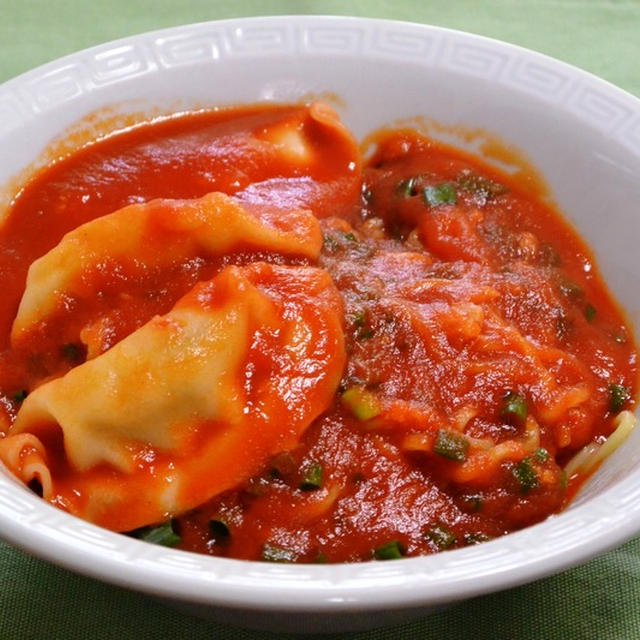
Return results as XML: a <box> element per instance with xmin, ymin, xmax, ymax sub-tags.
<box><xmin>1</xmin><ymin>1</ymin><xmax>640</xmax><ymax>638</ymax></box>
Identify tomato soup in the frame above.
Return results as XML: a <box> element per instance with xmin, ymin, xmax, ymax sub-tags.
<box><xmin>0</xmin><ymin>104</ymin><xmax>635</xmax><ymax>563</ymax></box>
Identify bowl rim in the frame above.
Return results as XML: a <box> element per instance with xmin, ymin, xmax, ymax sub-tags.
<box><xmin>1</xmin><ymin>14</ymin><xmax>640</xmax><ymax>613</ymax></box>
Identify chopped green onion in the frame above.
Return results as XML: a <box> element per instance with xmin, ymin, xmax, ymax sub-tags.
<box><xmin>559</xmin><ymin>469</ymin><xmax>568</xmax><ymax>489</ymax></box>
<box><xmin>512</xmin><ymin>458</ymin><xmax>539</xmax><ymax>494</ymax></box>
<box><xmin>343</xmin><ymin>232</ymin><xmax>357</xmax><ymax>242</ymax></box>
<box><xmin>462</xmin><ymin>495</ymin><xmax>482</xmax><ymax>512</ymax></box>
<box><xmin>396</xmin><ymin>176</ymin><xmax>418</xmax><ymax>197</ymax></box>
<box><xmin>352</xmin><ymin>309</ymin><xmax>365</xmax><ymax>327</ymax></box>
<box><xmin>322</xmin><ymin>234</ymin><xmax>338</xmax><ymax>252</ymax></box>
<box><xmin>425</xmin><ymin>523</ymin><xmax>456</xmax><ymax>549</ymax></box>
<box><xmin>267</xmin><ymin>467</ymin><xmax>281</xmax><ymax>479</ymax></box>
<box><xmin>300</xmin><ymin>462</ymin><xmax>323</xmax><ymax>491</ymax></box>
<box><xmin>609</xmin><ymin>384</ymin><xmax>630</xmax><ymax>413</ymax></box>
<box><xmin>261</xmin><ymin>543</ymin><xmax>298</xmax><ymax>563</ymax></box>
<box><xmin>130</xmin><ymin>520</ymin><xmax>181</xmax><ymax>547</ymax></box>
<box><xmin>422</xmin><ymin>183</ymin><xmax>457</xmax><ymax>206</ymax></box>
<box><xmin>533</xmin><ymin>447</ymin><xmax>549</xmax><ymax>463</ymax></box>
<box><xmin>500</xmin><ymin>391</ymin><xmax>528</xmax><ymax>427</ymax></box>
<box><xmin>351</xmin><ymin>308</ymin><xmax>373</xmax><ymax>339</ymax></box>
<box><xmin>341</xmin><ymin>387</ymin><xmax>382</xmax><ymax>421</ymax></box>
<box><xmin>61</xmin><ymin>342</ymin><xmax>83</xmax><ymax>362</ymax></box>
<box><xmin>433</xmin><ymin>429</ymin><xmax>469</xmax><ymax>462</ymax></box>
<box><xmin>362</xmin><ymin>188</ymin><xmax>373</xmax><ymax>202</ymax></box>
<box><xmin>584</xmin><ymin>304</ymin><xmax>596</xmax><ymax>322</ymax></box>
<box><xmin>208</xmin><ymin>519</ymin><xmax>230</xmax><ymax>540</ymax></box>
<box><xmin>373</xmin><ymin>540</ymin><xmax>404</xmax><ymax>560</ymax></box>
<box><xmin>11</xmin><ymin>389</ymin><xmax>28</xmax><ymax>404</ymax></box>
<box><xmin>314</xmin><ymin>552</ymin><xmax>328</xmax><ymax>564</ymax></box>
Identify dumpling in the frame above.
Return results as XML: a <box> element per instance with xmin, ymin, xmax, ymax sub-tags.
<box><xmin>11</xmin><ymin>191</ymin><xmax>321</xmax><ymax>355</ymax></box>
<box><xmin>0</xmin><ymin>262</ymin><xmax>345</xmax><ymax>531</ymax></box>
<box><xmin>234</xmin><ymin>102</ymin><xmax>362</xmax><ymax>219</ymax></box>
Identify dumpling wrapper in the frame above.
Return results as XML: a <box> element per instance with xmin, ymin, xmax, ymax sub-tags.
<box><xmin>10</xmin><ymin>191</ymin><xmax>321</xmax><ymax>354</ymax></box>
<box><xmin>234</xmin><ymin>102</ymin><xmax>362</xmax><ymax>218</ymax></box>
<box><xmin>0</xmin><ymin>262</ymin><xmax>345</xmax><ymax>531</ymax></box>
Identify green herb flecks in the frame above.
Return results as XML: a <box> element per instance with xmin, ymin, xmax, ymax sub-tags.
<box><xmin>425</xmin><ymin>523</ymin><xmax>457</xmax><ymax>550</ymax></box>
<box><xmin>462</xmin><ymin>495</ymin><xmax>482</xmax><ymax>512</ymax></box>
<box><xmin>534</xmin><ymin>447</ymin><xmax>549</xmax><ymax>463</ymax></box>
<box><xmin>351</xmin><ymin>308</ymin><xmax>373</xmax><ymax>339</ymax></box>
<box><xmin>322</xmin><ymin>234</ymin><xmax>339</xmax><ymax>252</ymax></box>
<box><xmin>208</xmin><ymin>519</ymin><xmax>230</xmax><ymax>541</ymax></box>
<box><xmin>300</xmin><ymin>462</ymin><xmax>323</xmax><ymax>491</ymax></box>
<box><xmin>512</xmin><ymin>458</ymin><xmax>539</xmax><ymax>494</ymax></box>
<box><xmin>130</xmin><ymin>520</ymin><xmax>181</xmax><ymax>547</ymax></box>
<box><xmin>584</xmin><ymin>304</ymin><xmax>596</xmax><ymax>323</ymax></box>
<box><xmin>396</xmin><ymin>176</ymin><xmax>419</xmax><ymax>198</ymax></box>
<box><xmin>609</xmin><ymin>383</ymin><xmax>630</xmax><ymax>413</ymax></box>
<box><xmin>373</xmin><ymin>540</ymin><xmax>404</xmax><ymax>560</ymax></box>
<box><xmin>341</xmin><ymin>387</ymin><xmax>382</xmax><ymax>421</ymax></box>
<box><xmin>433</xmin><ymin>429</ymin><xmax>469</xmax><ymax>462</ymax></box>
<box><xmin>11</xmin><ymin>389</ymin><xmax>28</xmax><ymax>404</ymax></box>
<box><xmin>61</xmin><ymin>342</ymin><xmax>83</xmax><ymax>363</ymax></box>
<box><xmin>559</xmin><ymin>469</ymin><xmax>568</xmax><ymax>489</ymax></box>
<box><xmin>422</xmin><ymin>182</ymin><xmax>457</xmax><ymax>207</ymax></box>
<box><xmin>500</xmin><ymin>391</ymin><xmax>528</xmax><ymax>427</ymax></box>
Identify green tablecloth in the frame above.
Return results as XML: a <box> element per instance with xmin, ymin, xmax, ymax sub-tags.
<box><xmin>2</xmin><ymin>2</ymin><xmax>640</xmax><ymax>638</ymax></box>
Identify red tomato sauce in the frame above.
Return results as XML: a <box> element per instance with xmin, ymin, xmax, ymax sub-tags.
<box><xmin>0</xmin><ymin>106</ymin><xmax>636</xmax><ymax>563</ymax></box>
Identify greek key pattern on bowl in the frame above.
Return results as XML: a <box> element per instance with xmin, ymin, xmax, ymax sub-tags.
<box><xmin>508</xmin><ymin>58</ymin><xmax>575</xmax><ymax>103</ymax></box>
<box><xmin>86</xmin><ymin>43</ymin><xmax>155</xmax><ymax>86</ymax></box>
<box><xmin>155</xmin><ymin>30</ymin><xmax>224</xmax><ymax>67</ymax></box>
<box><xmin>227</xmin><ymin>23</ymin><xmax>295</xmax><ymax>57</ymax></box>
<box><xmin>568</xmin><ymin>85</ymin><xmax>636</xmax><ymax>135</ymax></box>
<box><xmin>301</xmin><ymin>25</ymin><xmax>365</xmax><ymax>54</ymax></box>
<box><xmin>20</xmin><ymin>65</ymin><xmax>85</xmax><ymax>113</ymax></box>
<box><xmin>0</xmin><ymin>18</ymin><xmax>636</xmax><ymax>150</ymax></box>
<box><xmin>443</xmin><ymin>40</ymin><xmax>510</xmax><ymax>79</ymax></box>
<box><xmin>371</xmin><ymin>27</ymin><xmax>436</xmax><ymax>58</ymax></box>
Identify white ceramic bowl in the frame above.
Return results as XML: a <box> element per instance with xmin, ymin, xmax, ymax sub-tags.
<box><xmin>1</xmin><ymin>16</ymin><xmax>640</xmax><ymax>634</ymax></box>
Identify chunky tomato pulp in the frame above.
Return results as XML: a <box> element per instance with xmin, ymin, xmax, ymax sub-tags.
<box><xmin>0</xmin><ymin>105</ymin><xmax>635</xmax><ymax>563</ymax></box>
